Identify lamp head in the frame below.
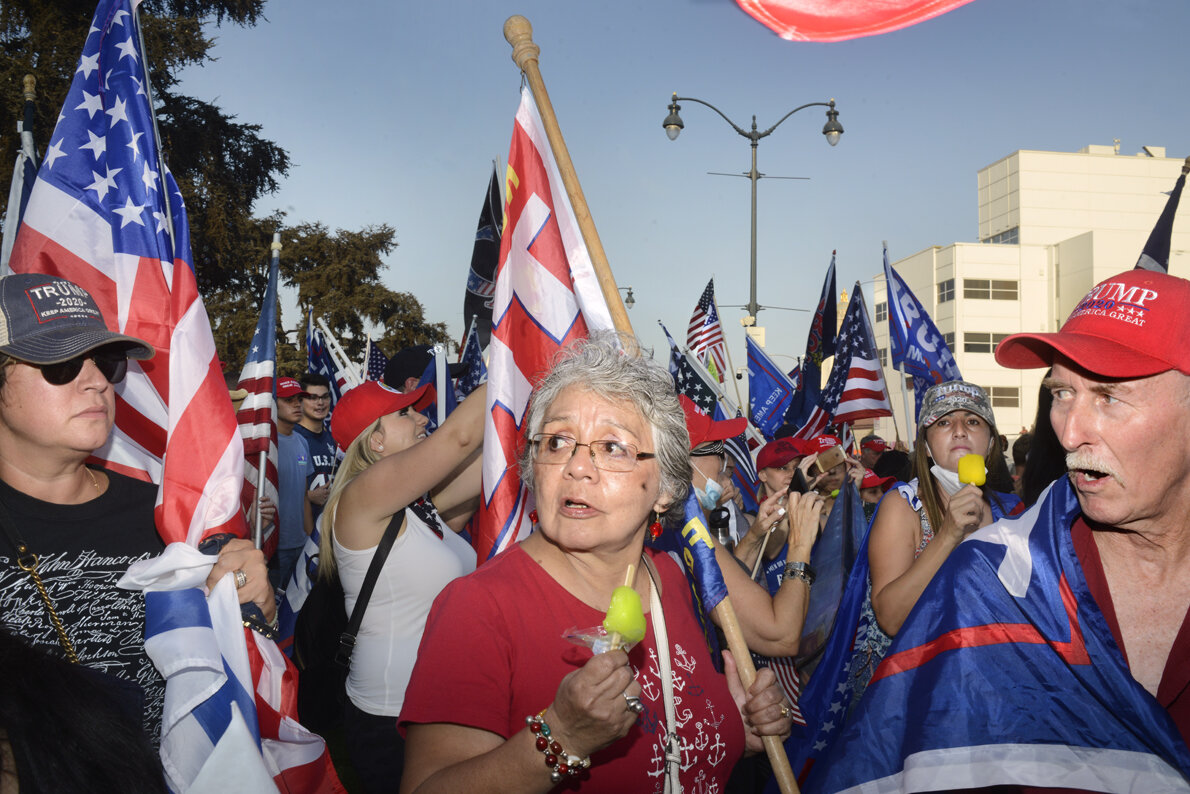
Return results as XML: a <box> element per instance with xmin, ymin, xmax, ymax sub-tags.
<box><xmin>822</xmin><ymin>99</ymin><xmax>843</xmax><ymax>147</ymax></box>
<box><xmin>663</xmin><ymin>94</ymin><xmax>684</xmax><ymax>141</ymax></box>
<box><xmin>624</xmin><ymin>287</ymin><xmax>635</xmax><ymax>309</ymax></box>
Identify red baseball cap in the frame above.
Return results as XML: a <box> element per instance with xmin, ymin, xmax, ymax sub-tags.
<box><xmin>276</xmin><ymin>377</ymin><xmax>306</xmax><ymax>399</ymax></box>
<box><xmin>680</xmin><ymin>395</ymin><xmax>747</xmax><ymax>450</ymax></box>
<box><xmin>860</xmin><ymin>436</ymin><xmax>888</xmax><ymax>452</ymax></box>
<box><xmin>861</xmin><ymin>469</ymin><xmax>896</xmax><ymax>492</ymax></box>
<box><xmin>808</xmin><ymin>434</ymin><xmax>841</xmax><ymax>453</ymax></box>
<box><xmin>756</xmin><ymin>437</ymin><xmax>808</xmax><ymax>470</ymax></box>
<box><xmin>996</xmin><ymin>269</ymin><xmax>1190</xmax><ymax>378</ymax></box>
<box><xmin>331</xmin><ymin>381</ymin><xmax>435</xmax><ymax>449</ymax></box>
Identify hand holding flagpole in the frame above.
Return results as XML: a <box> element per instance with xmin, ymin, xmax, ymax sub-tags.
<box><xmin>504</xmin><ymin>17</ymin><xmax>798</xmax><ymax>793</ymax></box>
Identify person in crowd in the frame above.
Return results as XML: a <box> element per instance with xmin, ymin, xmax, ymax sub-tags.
<box><xmin>858</xmin><ymin>469</ymin><xmax>896</xmax><ymax>523</ymax></box>
<box><xmin>812</xmin><ymin>269</ymin><xmax>1190</xmax><ymax>791</ymax></box>
<box><xmin>872</xmin><ymin>447</ymin><xmax>912</xmax><ymax>484</ymax></box>
<box><xmin>1020</xmin><ymin>369</ymin><xmax>1068</xmax><ymax>508</ymax></box>
<box><xmin>1011</xmin><ymin>430</ymin><xmax>1031</xmax><ymax>500</ymax></box>
<box><xmin>383</xmin><ymin>343</ymin><xmax>467</xmax><ymax>394</ymax></box>
<box><xmin>400</xmin><ymin>334</ymin><xmax>795</xmax><ymax>792</ymax></box>
<box><xmin>806</xmin><ymin>434</ymin><xmax>864</xmax><ymax>525</ymax></box>
<box><xmin>734</xmin><ymin>436</ymin><xmax>818</xmax><ymax>576</ymax></box>
<box><xmin>859</xmin><ymin>434</ymin><xmax>888</xmax><ymax>470</ymax></box>
<box><xmin>0</xmin><ymin>273</ymin><xmax>272</xmax><ymax>747</ymax></box>
<box><xmin>847</xmin><ymin>380</ymin><xmax>1021</xmax><ymax>705</ymax></box>
<box><xmin>295</xmin><ymin>372</ymin><xmax>337</xmax><ymax>522</ymax></box>
<box><xmin>272</xmin><ymin>376</ymin><xmax>314</xmax><ymax>588</ymax></box>
<box><xmin>320</xmin><ymin>379</ymin><xmax>485</xmax><ymax>793</ymax></box>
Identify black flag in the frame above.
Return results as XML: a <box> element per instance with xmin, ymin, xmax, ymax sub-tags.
<box><xmin>463</xmin><ymin>164</ymin><xmax>503</xmax><ymax>348</ymax></box>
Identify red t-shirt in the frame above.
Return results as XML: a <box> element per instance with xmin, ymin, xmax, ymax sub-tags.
<box><xmin>400</xmin><ymin>545</ymin><xmax>745</xmax><ymax>792</ymax></box>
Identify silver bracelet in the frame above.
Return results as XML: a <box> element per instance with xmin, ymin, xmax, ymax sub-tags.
<box><xmin>784</xmin><ymin>560</ymin><xmax>815</xmax><ymax>586</ymax></box>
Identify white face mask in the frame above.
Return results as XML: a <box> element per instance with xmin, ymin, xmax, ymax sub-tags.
<box><xmin>695</xmin><ymin>477</ymin><xmax>723</xmax><ymax>511</ymax></box>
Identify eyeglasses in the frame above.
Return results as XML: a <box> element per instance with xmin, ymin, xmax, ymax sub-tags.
<box><xmin>36</xmin><ymin>350</ymin><xmax>128</xmax><ymax>386</ymax></box>
<box><xmin>302</xmin><ymin>393</ymin><xmax>331</xmax><ymax>402</ymax></box>
<box><xmin>530</xmin><ymin>433</ymin><xmax>655</xmax><ymax>473</ymax></box>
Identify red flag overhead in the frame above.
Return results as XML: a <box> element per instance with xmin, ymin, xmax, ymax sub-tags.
<box><xmin>736</xmin><ymin>0</ymin><xmax>975</xmax><ymax>42</ymax></box>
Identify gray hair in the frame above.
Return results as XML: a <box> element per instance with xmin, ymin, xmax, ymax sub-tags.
<box><xmin>518</xmin><ymin>332</ymin><xmax>691</xmax><ymax>518</ymax></box>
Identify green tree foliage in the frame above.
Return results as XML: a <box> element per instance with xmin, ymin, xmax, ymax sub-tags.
<box><xmin>1</xmin><ymin>0</ymin><xmax>449</xmax><ymax>378</ymax></box>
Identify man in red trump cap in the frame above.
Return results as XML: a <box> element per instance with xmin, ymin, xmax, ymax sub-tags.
<box><xmin>811</xmin><ymin>269</ymin><xmax>1190</xmax><ymax>792</ymax></box>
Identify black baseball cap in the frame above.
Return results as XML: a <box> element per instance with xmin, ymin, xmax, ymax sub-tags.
<box><xmin>383</xmin><ymin>344</ymin><xmax>466</xmax><ymax>389</ymax></box>
<box><xmin>0</xmin><ymin>273</ymin><xmax>153</xmax><ymax>364</ymax></box>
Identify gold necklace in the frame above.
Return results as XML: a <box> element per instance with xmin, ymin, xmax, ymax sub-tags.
<box><xmin>84</xmin><ymin>466</ymin><xmax>99</xmax><ymax>494</ymax></box>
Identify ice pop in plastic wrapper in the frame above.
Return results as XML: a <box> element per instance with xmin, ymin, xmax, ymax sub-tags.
<box><xmin>958</xmin><ymin>453</ymin><xmax>986</xmax><ymax>486</ymax></box>
<box><xmin>564</xmin><ymin>565</ymin><xmax>646</xmax><ymax>654</ymax></box>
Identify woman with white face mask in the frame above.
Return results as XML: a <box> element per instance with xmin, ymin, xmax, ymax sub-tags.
<box><xmin>845</xmin><ymin>381</ymin><xmax>1021</xmax><ymax>709</ymax></box>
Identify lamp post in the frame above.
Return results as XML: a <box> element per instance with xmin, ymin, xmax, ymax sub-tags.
<box><xmin>663</xmin><ymin>94</ymin><xmax>843</xmax><ymax>325</ymax></box>
<box><xmin>618</xmin><ymin>286</ymin><xmax>635</xmax><ymax>309</ymax></box>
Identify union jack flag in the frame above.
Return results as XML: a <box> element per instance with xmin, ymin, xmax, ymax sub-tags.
<box><xmin>794</xmin><ymin>283</ymin><xmax>891</xmax><ymax>440</ymax></box>
<box><xmin>687</xmin><ymin>278</ymin><xmax>728</xmax><ymax>383</ymax></box>
<box><xmin>9</xmin><ymin>1</ymin><xmax>340</xmax><ymax>789</ymax></box>
<box><xmin>472</xmin><ymin>86</ymin><xmax>614</xmax><ymax>563</ymax></box>
<box><xmin>234</xmin><ymin>252</ymin><xmax>280</xmax><ymax>558</ymax></box>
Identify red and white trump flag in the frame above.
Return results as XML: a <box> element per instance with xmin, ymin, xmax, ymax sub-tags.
<box><xmin>473</xmin><ymin>86</ymin><xmax>614</xmax><ymax>563</ymax></box>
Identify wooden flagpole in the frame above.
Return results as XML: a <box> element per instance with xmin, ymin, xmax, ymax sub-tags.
<box><xmin>504</xmin><ymin>17</ymin><xmax>799</xmax><ymax>794</ymax></box>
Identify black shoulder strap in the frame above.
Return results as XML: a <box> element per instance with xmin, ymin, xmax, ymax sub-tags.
<box><xmin>334</xmin><ymin>507</ymin><xmax>404</xmax><ymax>666</ymax></box>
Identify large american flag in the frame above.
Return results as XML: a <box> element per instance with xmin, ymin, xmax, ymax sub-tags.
<box><xmin>234</xmin><ymin>252</ymin><xmax>279</xmax><ymax>557</ymax></box>
<box><xmin>9</xmin><ymin>1</ymin><xmax>339</xmax><ymax>789</ymax></box>
<box><xmin>687</xmin><ymin>278</ymin><xmax>728</xmax><ymax>383</ymax></box>
<box><xmin>473</xmin><ymin>86</ymin><xmax>614</xmax><ymax>563</ymax></box>
<box><xmin>794</xmin><ymin>284</ymin><xmax>892</xmax><ymax>440</ymax></box>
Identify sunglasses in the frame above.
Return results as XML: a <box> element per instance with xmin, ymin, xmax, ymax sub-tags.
<box><xmin>36</xmin><ymin>350</ymin><xmax>129</xmax><ymax>386</ymax></box>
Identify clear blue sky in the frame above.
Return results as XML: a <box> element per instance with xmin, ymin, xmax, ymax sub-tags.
<box><xmin>177</xmin><ymin>0</ymin><xmax>1188</xmax><ymax>386</ymax></box>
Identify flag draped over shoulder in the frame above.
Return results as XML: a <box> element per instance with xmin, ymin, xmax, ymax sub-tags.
<box><xmin>747</xmin><ymin>335</ymin><xmax>797</xmax><ymax>439</ymax></box>
<box><xmin>805</xmin><ymin>479</ymin><xmax>1190</xmax><ymax>793</ymax></box>
<box><xmin>235</xmin><ymin>256</ymin><xmax>280</xmax><ymax>558</ymax></box>
<box><xmin>687</xmin><ymin>278</ymin><xmax>728</xmax><ymax>383</ymax></box>
<box><xmin>795</xmin><ymin>284</ymin><xmax>891</xmax><ymax>440</ymax></box>
<box><xmin>473</xmin><ymin>86</ymin><xmax>614</xmax><ymax>563</ymax></box>
<box><xmin>464</xmin><ymin>164</ymin><xmax>503</xmax><ymax>349</ymax></box>
<box><xmin>1135</xmin><ymin>158</ymin><xmax>1188</xmax><ymax>273</ymax></box>
<box><xmin>307</xmin><ymin>311</ymin><xmax>345</xmax><ymax>406</ymax></box>
<box><xmin>883</xmin><ymin>247</ymin><xmax>961</xmax><ymax>421</ymax></box>
<box><xmin>10</xmin><ymin>2</ymin><xmax>340</xmax><ymax>789</ymax></box>
<box><xmin>787</xmin><ymin>253</ymin><xmax>838</xmax><ymax>431</ymax></box>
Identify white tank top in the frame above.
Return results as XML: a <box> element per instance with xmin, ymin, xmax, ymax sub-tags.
<box><xmin>334</xmin><ymin>509</ymin><xmax>476</xmax><ymax>716</ymax></box>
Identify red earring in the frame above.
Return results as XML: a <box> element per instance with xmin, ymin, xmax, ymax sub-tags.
<box><xmin>529</xmin><ymin>509</ymin><xmax>539</xmax><ymax>525</ymax></box>
<box><xmin>649</xmin><ymin>518</ymin><xmax>663</xmax><ymax>539</ymax></box>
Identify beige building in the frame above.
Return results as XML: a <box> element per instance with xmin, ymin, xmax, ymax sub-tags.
<box><xmin>870</xmin><ymin>143</ymin><xmax>1189</xmax><ymax>447</ymax></box>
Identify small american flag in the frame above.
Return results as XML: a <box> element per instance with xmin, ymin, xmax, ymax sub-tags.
<box><xmin>456</xmin><ymin>316</ymin><xmax>487</xmax><ymax>398</ymax></box>
<box><xmin>364</xmin><ymin>337</ymin><xmax>388</xmax><ymax>381</ymax></box>
<box><xmin>687</xmin><ymin>278</ymin><xmax>727</xmax><ymax>383</ymax></box>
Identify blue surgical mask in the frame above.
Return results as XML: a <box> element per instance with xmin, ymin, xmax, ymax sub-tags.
<box><xmin>695</xmin><ymin>477</ymin><xmax>723</xmax><ymax>512</ymax></box>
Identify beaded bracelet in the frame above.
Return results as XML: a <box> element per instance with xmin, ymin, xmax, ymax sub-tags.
<box><xmin>526</xmin><ymin>710</ymin><xmax>591</xmax><ymax>783</ymax></box>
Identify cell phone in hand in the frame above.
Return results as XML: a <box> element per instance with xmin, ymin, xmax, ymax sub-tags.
<box><xmin>787</xmin><ymin>468</ymin><xmax>809</xmax><ymax>494</ymax></box>
<box><xmin>813</xmin><ymin>444</ymin><xmax>846</xmax><ymax>475</ymax></box>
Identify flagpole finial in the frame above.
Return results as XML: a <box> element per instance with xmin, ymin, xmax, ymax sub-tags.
<box><xmin>504</xmin><ymin>15</ymin><xmax>540</xmax><ymax>71</ymax></box>
<box><xmin>22</xmin><ymin>74</ymin><xmax>35</xmax><ymax>101</ymax></box>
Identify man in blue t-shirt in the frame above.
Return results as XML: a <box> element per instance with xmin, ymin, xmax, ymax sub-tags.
<box><xmin>294</xmin><ymin>372</ymin><xmax>338</xmax><ymax>522</ymax></box>
<box><xmin>272</xmin><ymin>377</ymin><xmax>314</xmax><ymax>588</ymax></box>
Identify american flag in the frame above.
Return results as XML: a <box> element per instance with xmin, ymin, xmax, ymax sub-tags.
<box><xmin>457</xmin><ymin>315</ymin><xmax>488</xmax><ymax>398</ymax></box>
<box><xmin>687</xmin><ymin>278</ymin><xmax>727</xmax><ymax>383</ymax></box>
<box><xmin>306</xmin><ymin>310</ymin><xmax>344</xmax><ymax>406</ymax></box>
<box><xmin>363</xmin><ymin>336</ymin><xmax>388</xmax><ymax>381</ymax></box>
<box><xmin>1</xmin><ymin>78</ymin><xmax>39</xmax><ymax>272</ymax></box>
<box><xmin>234</xmin><ymin>251</ymin><xmax>279</xmax><ymax>558</ymax></box>
<box><xmin>9</xmin><ymin>2</ymin><xmax>339</xmax><ymax>789</ymax></box>
<box><xmin>473</xmin><ymin>86</ymin><xmax>614</xmax><ymax>563</ymax></box>
<box><xmin>794</xmin><ymin>283</ymin><xmax>892</xmax><ymax>440</ymax></box>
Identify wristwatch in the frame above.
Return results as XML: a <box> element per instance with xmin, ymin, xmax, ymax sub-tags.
<box><xmin>784</xmin><ymin>561</ymin><xmax>815</xmax><ymax>586</ymax></box>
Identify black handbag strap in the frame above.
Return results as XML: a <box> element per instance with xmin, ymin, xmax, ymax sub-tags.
<box><xmin>334</xmin><ymin>507</ymin><xmax>404</xmax><ymax>666</ymax></box>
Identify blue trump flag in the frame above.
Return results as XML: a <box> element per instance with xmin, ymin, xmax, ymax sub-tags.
<box><xmin>787</xmin><ymin>252</ymin><xmax>838</xmax><ymax>430</ymax></box>
<box><xmin>306</xmin><ymin>311</ymin><xmax>344</xmax><ymax>408</ymax></box>
<box><xmin>1135</xmin><ymin>159</ymin><xmax>1188</xmax><ymax>273</ymax></box>
<box><xmin>646</xmin><ymin>489</ymin><xmax>730</xmax><ymax>668</ymax></box>
<box><xmin>883</xmin><ymin>247</ymin><xmax>961</xmax><ymax>421</ymax></box>
<box><xmin>804</xmin><ymin>479</ymin><xmax>1190</xmax><ymax>793</ymax></box>
<box><xmin>747</xmin><ymin>335</ymin><xmax>797</xmax><ymax>440</ymax></box>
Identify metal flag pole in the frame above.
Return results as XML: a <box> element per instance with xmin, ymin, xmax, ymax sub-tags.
<box><xmin>884</xmin><ymin>242</ymin><xmax>913</xmax><ymax>444</ymax></box>
<box><xmin>504</xmin><ymin>17</ymin><xmax>798</xmax><ymax>793</ymax></box>
<box><xmin>710</xmin><ymin>285</ymin><xmax>747</xmax><ymax>408</ymax></box>
<box><xmin>434</xmin><ymin>343</ymin><xmax>448</xmax><ymax>426</ymax></box>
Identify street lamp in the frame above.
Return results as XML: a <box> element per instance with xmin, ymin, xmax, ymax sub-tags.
<box><xmin>618</xmin><ymin>286</ymin><xmax>635</xmax><ymax>309</ymax></box>
<box><xmin>663</xmin><ymin>93</ymin><xmax>843</xmax><ymax>323</ymax></box>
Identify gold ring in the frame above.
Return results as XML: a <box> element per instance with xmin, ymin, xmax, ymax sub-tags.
<box><xmin>234</xmin><ymin>569</ymin><xmax>248</xmax><ymax>589</ymax></box>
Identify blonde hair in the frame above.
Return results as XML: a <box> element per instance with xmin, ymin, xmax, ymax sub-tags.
<box><xmin>317</xmin><ymin>418</ymin><xmax>384</xmax><ymax>580</ymax></box>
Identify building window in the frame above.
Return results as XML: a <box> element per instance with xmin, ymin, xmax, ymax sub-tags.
<box><xmin>963</xmin><ymin>332</ymin><xmax>1010</xmax><ymax>353</ymax></box>
<box><xmin>983</xmin><ymin>227</ymin><xmax>1019</xmax><ymax>245</ymax></box>
<box><xmin>985</xmin><ymin>386</ymin><xmax>1020</xmax><ymax>408</ymax></box>
<box><xmin>938</xmin><ymin>279</ymin><xmax>955</xmax><ymax>303</ymax></box>
<box><xmin>964</xmin><ymin>279</ymin><xmax>1018</xmax><ymax>301</ymax></box>
<box><xmin>878</xmin><ymin>347</ymin><xmax>888</xmax><ymax>367</ymax></box>
<box><xmin>943</xmin><ymin>332</ymin><xmax>955</xmax><ymax>348</ymax></box>
<box><xmin>875</xmin><ymin>302</ymin><xmax>887</xmax><ymax>323</ymax></box>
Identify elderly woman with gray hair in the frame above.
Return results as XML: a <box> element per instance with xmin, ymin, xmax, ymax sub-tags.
<box><xmin>399</xmin><ymin>334</ymin><xmax>793</xmax><ymax>793</ymax></box>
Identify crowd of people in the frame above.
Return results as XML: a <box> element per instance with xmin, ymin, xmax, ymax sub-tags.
<box><xmin>2</xmin><ymin>265</ymin><xmax>1189</xmax><ymax>794</ymax></box>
